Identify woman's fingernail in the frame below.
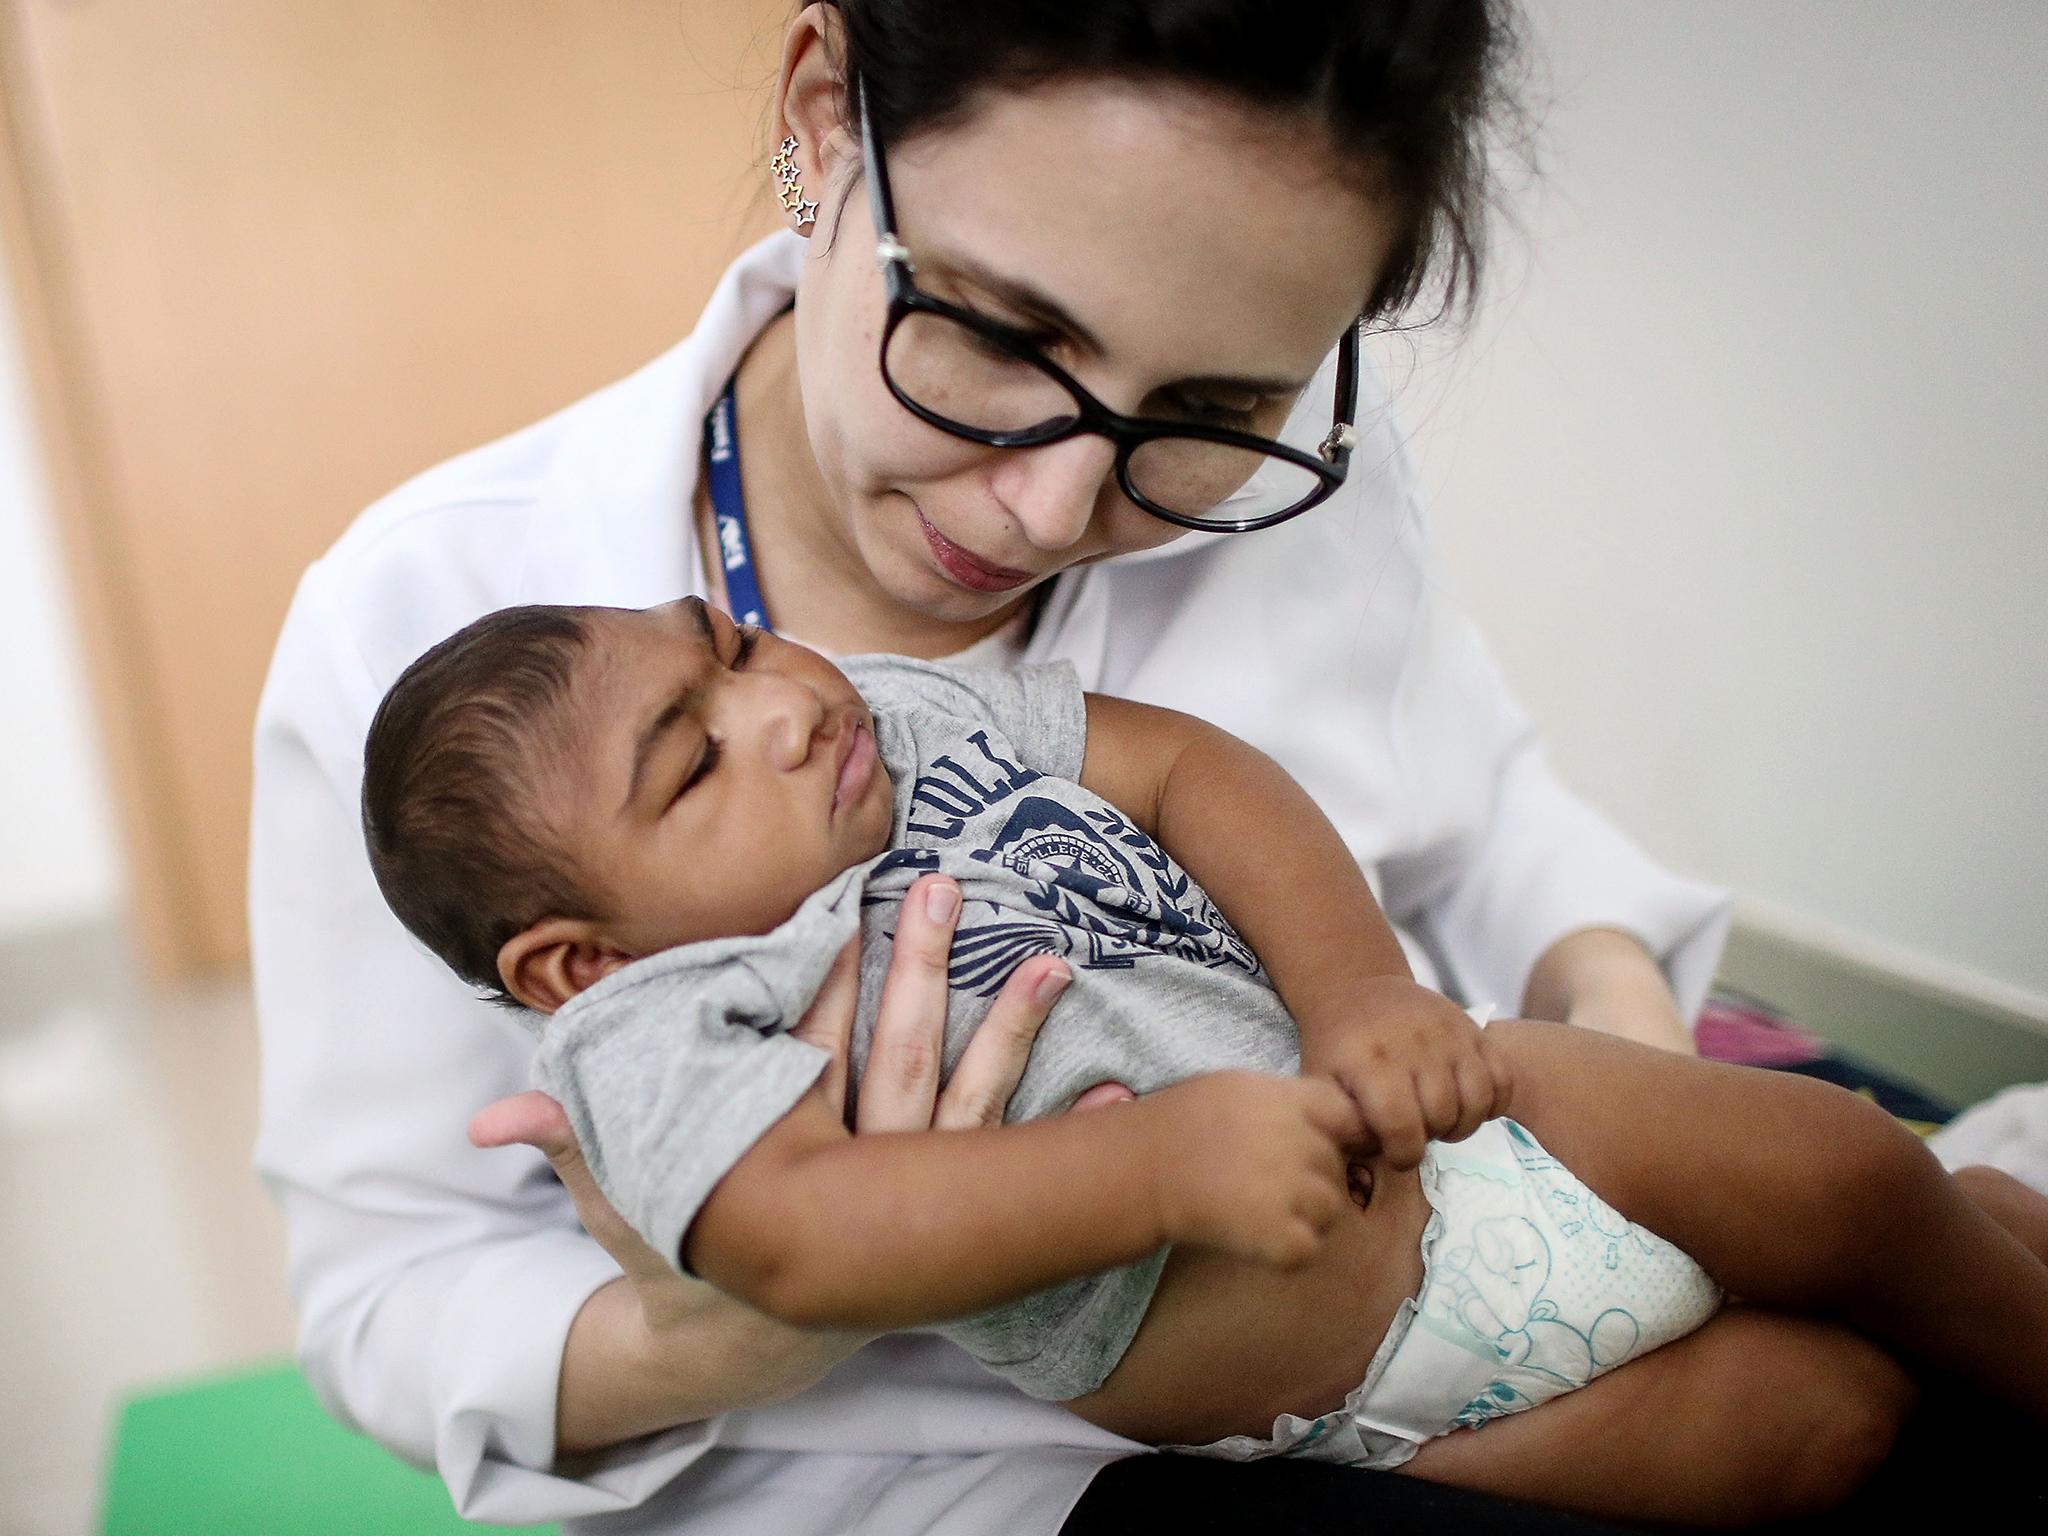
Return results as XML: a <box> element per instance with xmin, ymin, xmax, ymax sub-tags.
<box><xmin>926</xmin><ymin>880</ymin><xmax>960</xmax><ymax>922</ymax></box>
<box><xmin>1035</xmin><ymin>964</ymin><xmax>1072</xmax><ymax>1005</ymax></box>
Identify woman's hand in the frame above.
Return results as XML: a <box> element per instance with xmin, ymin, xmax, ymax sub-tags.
<box><xmin>806</xmin><ymin>874</ymin><xmax>1078</xmax><ymax>1130</ymax></box>
<box><xmin>471</xmin><ymin>1088</ymin><xmax>861</xmax><ymax>1453</ymax></box>
<box><xmin>468</xmin><ymin>873</ymin><xmax>1089</xmax><ymax>1457</ymax></box>
<box><xmin>1523</xmin><ymin>927</ymin><xmax>1695</xmax><ymax>1055</ymax></box>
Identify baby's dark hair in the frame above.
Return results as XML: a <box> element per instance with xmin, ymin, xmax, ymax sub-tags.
<box><xmin>361</xmin><ymin>605</ymin><xmax>606</xmax><ymax>1004</ymax></box>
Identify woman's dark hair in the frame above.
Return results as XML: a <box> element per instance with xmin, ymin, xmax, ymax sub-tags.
<box><xmin>823</xmin><ymin>0</ymin><xmax>1521</xmax><ymax>324</ymax></box>
<box><xmin>361</xmin><ymin>605</ymin><xmax>603</xmax><ymax>1005</ymax></box>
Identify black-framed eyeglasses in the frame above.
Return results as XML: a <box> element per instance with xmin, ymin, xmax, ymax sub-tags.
<box><xmin>856</xmin><ymin>79</ymin><xmax>1361</xmax><ymax>534</ymax></box>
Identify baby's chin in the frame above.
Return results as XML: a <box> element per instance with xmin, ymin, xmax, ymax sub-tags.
<box><xmin>843</xmin><ymin>757</ymin><xmax>896</xmax><ymax>863</ymax></box>
<box><xmin>751</xmin><ymin>825</ymin><xmax>892</xmax><ymax>939</ymax></box>
<box><xmin>841</xmin><ymin>791</ymin><xmax>895</xmax><ymax>868</ymax></box>
<box><xmin>763</xmin><ymin>764</ymin><xmax>893</xmax><ymax>929</ymax></box>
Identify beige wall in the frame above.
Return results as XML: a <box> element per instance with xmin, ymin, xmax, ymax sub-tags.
<box><xmin>0</xmin><ymin>0</ymin><xmax>783</xmax><ymax>973</ymax></box>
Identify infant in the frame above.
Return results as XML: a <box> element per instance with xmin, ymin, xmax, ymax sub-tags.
<box><xmin>362</xmin><ymin>598</ymin><xmax>2048</xmax><ymax>1494</ymax></box>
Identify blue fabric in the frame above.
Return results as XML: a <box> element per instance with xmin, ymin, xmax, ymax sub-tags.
<box><xmin>703</xmin><ymin>378</ymin><xmax>771</xmax><ymax>630</ymax></box>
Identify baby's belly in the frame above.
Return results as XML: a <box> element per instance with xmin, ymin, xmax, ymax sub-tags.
<box><xmin>1066</xmin><ymin>1164</ymin><xmax>1433</xmax><ymax>1446</ymax></box>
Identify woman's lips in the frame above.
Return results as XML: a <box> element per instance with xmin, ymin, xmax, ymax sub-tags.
<box><xmin>917</xmin><ymin>512</ymin><xmax>1034</xmax><ymax>593</ymax></box>
<box><xmin>831</xmin><ymin>720</ymin><xmax>878</xmax><ymax>815</ymax></box>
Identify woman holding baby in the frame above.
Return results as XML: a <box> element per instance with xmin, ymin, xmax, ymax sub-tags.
<box><xmin>251</xmin><ymin>3</ymin><xmax>1954</xmax><ymax>1531</ymax></box>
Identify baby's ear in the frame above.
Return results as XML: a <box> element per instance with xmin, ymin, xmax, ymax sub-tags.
<box><xmin>498</xmin><ymin>919</ymin><xmax>635</xmax><ymax>1014</ymax></box>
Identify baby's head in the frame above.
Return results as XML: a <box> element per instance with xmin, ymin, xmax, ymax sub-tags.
<box><xmin>362</xmin><ymin>599</ymin><xmax>893</xmax><ymax>1013</ymax></box>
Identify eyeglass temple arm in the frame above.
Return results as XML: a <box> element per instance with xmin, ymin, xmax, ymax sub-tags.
<box><xmin>855</xmin><ymin>76</ymin><xmax>910</xmax><ymax>267</ymax></box>
<box><xmin>1334</xmin><ymin>323</ymin><xmax>1360</xmax><ymax>422</ymax></box>
<box><xmin>1319</xmin><ymin>324</ymin><xmax>1362</xmax><ymax>462</ymax></box>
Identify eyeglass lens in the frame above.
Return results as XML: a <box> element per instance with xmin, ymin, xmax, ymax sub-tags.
<box><xmin>883</xmin><ymin>306</ymin><xmax>1329</xmax><ymax>523</ymax></box>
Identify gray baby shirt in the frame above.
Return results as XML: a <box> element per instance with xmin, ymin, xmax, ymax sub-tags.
<box><xmin>532</xmin><ymin>656</ymin><xmax>1302</xmax><ymax>1401</ymax></box>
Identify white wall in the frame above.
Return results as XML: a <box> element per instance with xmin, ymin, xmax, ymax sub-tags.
<box><xmin>0</xmin><ymin>249</ymin><xmax>123</xmax><ymax>939</ymax></box>
<box><xmin>1395</xmin><ymin>0</ymin><xmax>2048</xmax><ymax>1007</ymax></box>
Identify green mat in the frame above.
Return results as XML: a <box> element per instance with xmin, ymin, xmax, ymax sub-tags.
<box><xmin>103</xmin><ymin>1361</ymin><xmax>557</xmax><ymax>1535</ymax></box>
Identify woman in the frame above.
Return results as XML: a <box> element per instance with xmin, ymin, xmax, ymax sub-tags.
<box><xmin>251</xmin><ymin>3</ymin><xmax>1906</xmax><ymax>1531</ymax></box>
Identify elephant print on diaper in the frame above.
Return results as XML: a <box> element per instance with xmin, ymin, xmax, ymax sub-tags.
<box><xmin>1499</xmin><ymin>1120</ymin><xmax>1661</xmax><ymax>1273</ymax></box>
<box><xmin>1422</xmin><ymin>1200</ymin><xmax>1644</xmax><ymax>1430</ymax></box>
<box><xmin>1410</xmin><ymin>1122</ymin><xmax>1724</xmax><ymax>1436</ymax></box>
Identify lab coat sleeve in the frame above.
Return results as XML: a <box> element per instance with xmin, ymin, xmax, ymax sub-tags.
<box><xmin>249</xmin><ymin>561</ymin><xmax>713</xmax><ymax>1522</ymax></box>
<box><xmin>1383</xmin><ymin>573</ymin><xmax>1731</xmax><ymax>1022</ymax></box>
<box><xmin>1080</xmin><ymin>407</ymin><xmax>1730</xmax><ymax>1026</ymax></box>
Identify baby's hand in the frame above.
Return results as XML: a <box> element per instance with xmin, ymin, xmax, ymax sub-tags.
<box><xmin>1300</xmin><ymin>977</ymin><xmax>1507</xmax><ymax>1170</ymax></box>
<box><xmin>1144</xmin><ymin>1072</ymin><xmax>1365</xmax><ymax>1268</ymax></box>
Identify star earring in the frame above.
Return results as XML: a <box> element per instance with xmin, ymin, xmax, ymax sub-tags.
<box><xmin>770</xmin><ymin>135</ymin><xmax>818</xmax><ymax>230</ymax></box>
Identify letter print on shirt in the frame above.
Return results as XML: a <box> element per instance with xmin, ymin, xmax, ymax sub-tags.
<box><xmin>903</xmin><ymin>730</ymin><xmax>1041</xmax><ymax>840</ymax></box>
<box><xmin>872</xmin><ymin>788</ymin><xmax>1261</xmax><ymax>998</ymax></box>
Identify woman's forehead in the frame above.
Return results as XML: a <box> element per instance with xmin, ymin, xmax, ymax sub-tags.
<box><xmin>883</xmin><ymin>76</ymin><xmax>1392</xmax><ymax>376</ymax></box>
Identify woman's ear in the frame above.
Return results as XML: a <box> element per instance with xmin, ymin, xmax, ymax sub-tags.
<box><xmin>773</xmin><ymin>3</ymin><xmax>858</xmax><ymax>205</ymax></box>
<box><xmin>498</xmin><ymin>918</ymin><xmax>635</xmax><ymax>1014</ymax></box>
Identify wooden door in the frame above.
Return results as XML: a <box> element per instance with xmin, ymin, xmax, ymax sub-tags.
<box><xmin>0</xmin><ymin>1</ymin><xmax>787</xmax><ymax>977</ymax></box>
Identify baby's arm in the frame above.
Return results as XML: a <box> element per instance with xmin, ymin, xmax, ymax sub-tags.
<box><xmin>684</xmin><ymin>1066</ymin><xmax>1362</xmax><ymax>1329</ymax></box>
<box><xmin>1080</xmin><ymin>695</ymin><xmax>1502</xmax><ymax>1165</ymax></box>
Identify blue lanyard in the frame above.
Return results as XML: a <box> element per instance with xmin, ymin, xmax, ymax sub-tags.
<box><xmin>703</xmin><ymin>377</ymin><xmax>772</xmax><ymax>632</ymax></box>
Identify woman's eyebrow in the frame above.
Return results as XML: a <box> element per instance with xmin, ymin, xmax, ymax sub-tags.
<box><xmin>933</xmin><ymin>250</ymin><xmax>1105</xmax><ymax>353</ymax></box>
<box><xmin>931</xmin><ymin>250</ymin><xmax>1312</xmax><ymax>393</ymax></box>
<box><xmin>1172</xmin><ymin>368</ymin><xmax>1315</xmax><ymax>395</ymax></box>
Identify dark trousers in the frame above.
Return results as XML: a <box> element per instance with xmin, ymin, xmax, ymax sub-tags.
<box><xmin>1059</xmin><ymin>1379</ymin><xmax>2045</xmax><ymax>1534</ymax></box>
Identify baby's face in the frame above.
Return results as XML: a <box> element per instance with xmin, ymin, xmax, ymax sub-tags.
<box><xmin>558</xmin><ymin>599</ymin><xmax>895</xmax><ymax>952</ymax></box>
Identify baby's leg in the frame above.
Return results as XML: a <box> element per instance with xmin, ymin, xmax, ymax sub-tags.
<box><xmin>1402</xmin><ymin>1306</ymin><xmax>1912</xmax><ymax>1528</ymax></box>
<box><xmin>1953</xmin><ymin>1163</ymin><xmax>2048</xmax><ymax>1263</ymax></box>
<box><xmin>1483</xmin><ymin>1020</ymin><xmax>2048</xmax><ymax>1422</ymax></box>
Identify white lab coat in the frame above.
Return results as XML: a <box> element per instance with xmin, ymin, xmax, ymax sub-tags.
<box><xmin>250</xmin><ymin>232</ymin><xmax>1729</xmax><ymax>1535</ymax></box>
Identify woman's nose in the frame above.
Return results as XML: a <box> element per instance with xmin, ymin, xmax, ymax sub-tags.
<box><xmin>988</xmin><ymin>433</ymin><xmax>1120</xmax><ymax>553</ymax></box>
